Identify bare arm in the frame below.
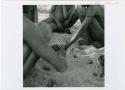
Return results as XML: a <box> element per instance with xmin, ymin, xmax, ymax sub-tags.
<box><xmin>49</xmin><ymin>5</ymin><xmax>59</xmax><ymax>24</ymax></box>
<box><xmin>63</xmin><ymin>5</ymin><xmax>68</xmax><ymax>19</ymax></box>
<box><xmin>64</xmin><ymin>6</ymin><xmax>76</xmax><ymax>23</ymax></box>
<box><xmin>65</xmin><ymin>17</ymin><xmax>93</xmax><ymax>50</ymax></box>
<box><xmin>49</xmin><ymin>5</ymin><xmax>64</xmax><ymax>30</ymax></box>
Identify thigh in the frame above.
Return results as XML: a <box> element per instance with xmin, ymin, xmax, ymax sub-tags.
<box><xmin>89</xmin><ymin>18</ymin><xmax>104</xmax><ymax>44</ymax></box>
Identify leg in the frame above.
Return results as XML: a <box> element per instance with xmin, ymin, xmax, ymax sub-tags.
<box><xmin>77</xmin><ymin>6</ymin><xmax>93</xmax><ymax>45</ymax></box>
<box><xmin>77</xmin><ymin>5</ymin><xmax>86</xmax><ymax>23</ymax></box>
<box><xmin>23</xmin><ymin>16</ymin><xmax>67</xmax><ymax>73</ymax></box>
<box><xmin>23</xmin><ymin>52</ymin><xmax>39</xmax><ymax>79</ymax></box>
<box><xmin>23</xmin><ymin>42</ymin><xmax>31</xmax><ymax>64</ymax></box>
<box><xmin>64</xmin><ymin>8</ymin><xmax>78</xmax><ymax>34</ymax></box>
<box><xmin>78</xmin><ymin>28</ymin><xmax>93</xmax><ymax>46</ymax></box>
<box><xmin>89</xmin><ymin>18</ymin><xmax>104</xmax><ymax>44</ymax></box>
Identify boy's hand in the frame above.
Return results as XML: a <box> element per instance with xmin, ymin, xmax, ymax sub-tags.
<box><xmin>57</xmin><ymin>45</ymin><xmax>66</xmax><ymax>57</ymax></box>
<box><xmin>57</xmin><ymin>47</ymin><xmax>67</xmax><ymax>72</ymax></box>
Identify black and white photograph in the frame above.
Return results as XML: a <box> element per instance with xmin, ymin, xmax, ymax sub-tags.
<box><xmin>23</xmin><ymin>5</ymin><xmax>104</xmax><ymax>87</ymax></box>
<box><xmin>1</xmin><ymin>0</ymin><xmax>125</xmax><ymax>89</ymax></box>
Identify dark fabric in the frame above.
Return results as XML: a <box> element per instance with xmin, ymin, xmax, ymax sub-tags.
<box><xmin>23</xmin><ymin>5</ymin><xmax>38</xmax><ymax>22</ymax></box>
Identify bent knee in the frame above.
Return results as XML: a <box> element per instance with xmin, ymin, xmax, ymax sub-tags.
<box><xmin>77</xmin><ymin>6</ymin><xmax>86</xmax><ymax>18</ymax></box>
<box><xmin>37</xmin><ymin>22</ymin><xmax>53</xmax><ymax>43</ymax></box>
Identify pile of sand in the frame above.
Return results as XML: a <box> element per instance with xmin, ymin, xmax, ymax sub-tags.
<box><xmin>24</xmin><ymin>33</ymin><xmax>104</xmax><ymax>87</ymax></box>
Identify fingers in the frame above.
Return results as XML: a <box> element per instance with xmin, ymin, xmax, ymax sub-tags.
<box><xmin>23</xmin><ymin>52</ymin><xmax>39</xmax><ymax>79</ymax></box>
<box><xmin>23</xmin><ymin>42</ymin><xmax>32</xmax><ymax>64</ymax></box>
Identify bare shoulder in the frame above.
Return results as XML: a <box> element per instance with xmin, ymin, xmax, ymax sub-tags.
<box><xmin>77</xmin><ymin>5</ymin><xmax>86</xmax><ymax>17</ymax></box>
<box><xmin>86</xmin><ymin>6</ymin><xmax>96</xmax><ymax>17</ymax></box>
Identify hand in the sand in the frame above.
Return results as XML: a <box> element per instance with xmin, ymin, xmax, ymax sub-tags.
<box><xmin>57</xmin><ymin>46</ymin><xmax>66</xmax><ymax>57</ymax></box>
<box><xmin>57</xmin><ymin>49</ymin><xmax>68</xmax><ymax>72</ymax></box>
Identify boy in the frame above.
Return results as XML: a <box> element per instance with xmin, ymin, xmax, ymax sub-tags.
<box><xmin>64</xmin><ymin>5</ymin><xmax>104</xmax><ymax>50</ymax></box>
<box><xmin>23</xmin><ymin>5</ymin><xmax>78</xmax><ymax>78</ymax></box>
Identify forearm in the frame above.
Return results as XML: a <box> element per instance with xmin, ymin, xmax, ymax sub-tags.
<box><xmin>49</xmin><ymin>6</ymin><xmax>57</xmax><ymax>23</ymax></box>
<box><xmin>65</xmin><ymin>7</ymin><xmax>76</xmax><ymax>24</ymax></box>
<box><xmin>65</xmin><ymin>30</ymin><xmax>80</xmax><ymax>50</ymax></box>
<box><xmin>65</xmin><ymin>17</ymin><xmax>92</xmax><ymax>50</ymax></box>
<box><xmin>50</xmin><ymin>13</ymin><xmax>57</xmax><ymax>23</ymax></box>
<box><xmin>29</xmin><ymin>38</ymin><xmax>67</xmax><ymax>72</ymax></box>
<box><xmin>63</xmin><ymin>5</ymin><xmax>68</xmax><ymax>19</ymax></box>
<box><xmin>50</xmin><ymin>13</ymin><xmax>63</xmax><ymax>28</ymax></box>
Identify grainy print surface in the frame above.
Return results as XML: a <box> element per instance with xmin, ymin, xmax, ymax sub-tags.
<box><xmin>24</xmin><ymin>5</ymin><xmax>104</xmax><ymax>87</ymax></box>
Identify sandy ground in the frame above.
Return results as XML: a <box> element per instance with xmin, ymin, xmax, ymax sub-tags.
<box><xmin>23</xmin><ymin>6</ymin><xmax>104</xmax><ymax>87</ymax></box>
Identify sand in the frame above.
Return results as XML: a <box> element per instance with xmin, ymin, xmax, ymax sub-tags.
<box><xmin>23</xmin><ymin>29</ymin><xmax>104</xmax><ymax>87</ymax></box>
<box><xmin>24</xmin><ymin>33</ymin><xmax>104</xmax><ymax>87</ymax></box>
